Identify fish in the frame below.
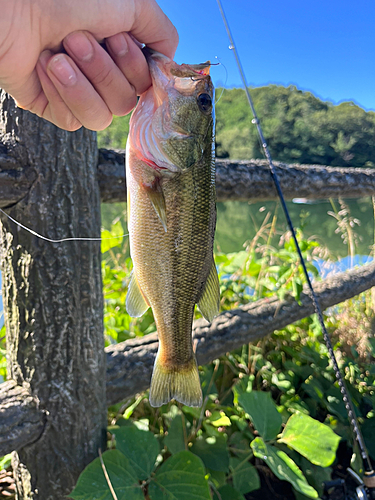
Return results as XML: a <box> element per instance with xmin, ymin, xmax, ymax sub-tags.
<box><xmin>125</xmin><ymin>49</ymin><xmax>220</xmax><ymax>407</ymax></box>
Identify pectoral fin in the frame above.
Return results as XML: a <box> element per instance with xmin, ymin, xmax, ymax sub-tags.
<box><xmin>197</xmin><ymin>259</ymin><xmax>220</xmax><ymax>323</ymax></box>
<box><xmin>143</xmin><ymin>179</ymin><xmax>167</xmax><ymax>232</ymax></box>
<box><xmin>126</xmin><ymin>272</ymin><xmax>149</xmax><ymax>317</ymax></box>
<box><xmin>147</xmin><ymin>188</ymin><xmax>167</xmax><ymax>232</ymax></box>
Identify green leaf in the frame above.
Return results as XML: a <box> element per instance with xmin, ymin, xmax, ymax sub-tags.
<box><xmin>200</xmin><ymin>365</ymin><xmax>219</xmax><ymax>399</ymax></box>
<box><xmin>101</xmin><ymin>220</ymin><xmax>124</xmax><ymax>254</ymax></box>
<box><xmin>148</xmin><ymin>451</ymin><xmax>211</xmax><ymax>500</ymax></box>
<box><xmin>296</xmin><ymin>455</ymin><xmax>332</xmax><ymax>497</ymax></box>
<box><xmin>246</xmin><ymin>260</ymin><xmax>262</xmax><ymax>276</ymax></box>
<box><xmin>207</xmin><ymin>411</ymin><xmax>231</xmax><ymax>427</ymax></box>
<box><xmin>182</xmin><ymin>405</ymin><xmax>201</xmax><ymax>419</ymax></box>
<box><xmin>0</xmin><ymin>454</ymin><xmax>11</xmax><ymax>470</ymax></box>
<box><xmin>251</xmin><ymin>437</ymin><xmax>318</xmax><ymax>498</ymax></box>
<box><xmin>292</xmin><ymin>277</ymin><xmax>303</xmax><ymax>303</ymax></box>
<box><xmin>165</xmin><ymin>414</ymin><xmax>186</xmax><ymax>455</ymax></box>
<box><xmin>232</xmin><ymin>375</ymin><xmax>253</xmax><ymax>405</ymax></box>
<box><xmin>230</xmin><ymin>457</ymin><xmax>260</xmax><ymax>494</ymax></box>
<box><xmin>277</xmin><ymin>413</ymin><xmax>341</xmax><ymax>467</ymax></box>
<box><xmin>280</xmin><ymin>394</ymin><xmax>310</xmax><ymax>416</ymax></box>
<box><xmin>302</xmin><ymin>378</ymin><xmax>324</xmax><ymax>401</ymax></box>
<box><xmin>368</xmin><ymin>337</ymin><xmax>375</xmax><ymax>355</ymax></box>
<box><xmin>362</xmin><ymin>417</ymin><xmax>375</xmax><ymax>460</ymax></box>
<box><xmin>111</xmin><ymin>425</ymin><xmax>159</xmax><ymax>480</ymax></box>
<box><xmin>220</xmin><ymin>251</ymin><xmax>248</xmax><ymax>273</ymax></box>
<box><xmin>207</xmin><ymin>469</ymin><xmax>226</xmax><ymax>488</ymax></box>
<box><xmin>238</xmin><ymin>391</ymin><xmax>282</xmax><ymax>441</ymax></box>
<box><xmin>191</xmin><ymin>435</ymin><xmax>230</xmax><ymax>472</ymax></box>
<box><xmin>228</xmin><ymin>431</ymin><xmax>252</xmax><ymax>457</ymax></box>
<box><xmin>70</xmin><ymin>450</ymin><xmax>143</xmax><ymax>500</ymax></box>
<box><xmin>271</xmin><ymin>372</ymin><xmax>292</xmax><ymax>391</ymax></box>
<box><xmin>212</xmin><ymin>484</ymin><xmax>245</xmax><ymax>500</ymax></box>
<box><xmin>123</xmin><ymin>395</ymin><xmax>144</xmax><ymax>419</ymax></box>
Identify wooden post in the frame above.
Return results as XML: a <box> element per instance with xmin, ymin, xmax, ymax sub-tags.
<box><xmin>0</xmin><ymin>93</ymin><xmax>106</xmax><ymax>499</ymax></box>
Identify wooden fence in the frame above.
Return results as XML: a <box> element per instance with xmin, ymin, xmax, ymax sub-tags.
<box><xmin>1</xmin><ymin>93</ymin><xmax>375</xmax><ymax>498</ymax></box>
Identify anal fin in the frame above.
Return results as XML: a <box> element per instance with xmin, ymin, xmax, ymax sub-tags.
<box><xmin>197</xmin><ymin>259</ymin><xmax>220</xmax><ymax>323</ymax></box>
<box><xmin>126</xmin><ymin>272</ymin><xmax>149</xmax><ymax>317</ymax></box>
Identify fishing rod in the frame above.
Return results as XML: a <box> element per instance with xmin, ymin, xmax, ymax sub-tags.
<box><xmin>215</xmin><ymin>1</ymin><xmax>375</xmax><ymax>498</ymax></box>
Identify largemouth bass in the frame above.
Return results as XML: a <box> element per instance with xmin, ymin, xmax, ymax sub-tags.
<box><xmin>126</xmin><ymin>49</ymin><xmax>219</xmax><ymax>407</ymax></box>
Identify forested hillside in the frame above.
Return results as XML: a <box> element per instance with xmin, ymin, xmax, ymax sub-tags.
<box><xmin>98</xmin><ymin>85</ymin><xmax>375</xmax><ymax>167</ymax></box>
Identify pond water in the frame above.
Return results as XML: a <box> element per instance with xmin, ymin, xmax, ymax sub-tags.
<box><xmin>100</xmin><ymin>197</ymin><xmax>374</xmax><ymax>257</ymax></box>
<box><xmin>215</xmin><ymin>197</ymin><xmax>374</xmax><ymax>257</ymax></box>
<box><xmin>0</xmin><ymin>197</ymin><xmax>373</xmax><ymax>329</ymax></box>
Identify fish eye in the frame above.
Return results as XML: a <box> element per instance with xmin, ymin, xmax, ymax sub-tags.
<box><xmin>197</xmin><ymin>93</ymin><xmax>212</xmax><ymax>114</ymax></box>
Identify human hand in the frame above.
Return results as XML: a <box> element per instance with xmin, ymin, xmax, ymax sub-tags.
<box><xmin>0</xmin><ymin>0</ymin><xmax>178</xmax><ymax>131</ymax></box>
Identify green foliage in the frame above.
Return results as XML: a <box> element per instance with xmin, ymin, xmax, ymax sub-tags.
<box><xmin>278</xmin><ymin>413</ymin><xmax>341</xmax><ymax>467</ymax></box>
<box><xmin>70</xmin><ymin>449</ymin><xmax>144</xmax><ymax>500</ymax></box>
<box><xmin>148</xmin><ymin>451</ymin><xmax>211</xmax><ymax>500</ymax></box>
<box><xmin>110</xmin><ymin>426</ymin><xmax>159</xmax><ymax>480</ymax></box>
<box><xmin>0</xmin><ymin>454</ymin><xmax>11</xmax><ymax>471</ymax></box>
<box><xmin>215</xmin><ymin>86</ymin><xmax>375</xmax><ymax>167</ymax></box>
<box><xmin>97</xmin><ymin>114</ymin><xmax>130</xmax><ymax>150</ymax></box>
<box><xmin>213</xmin><ymin>484</ymin><xmax>245</xmax><ymax>500</ymax></box>
<box><xmin>72</xmin><ymin>212</ymin><xmax>375</xmax><ymax>499</ymax></box>
<box><xmin>251</xmin><ymin>438</ymin><xmax>318</xmax><ymax>498</ymax></box>
<box><xmin>98</xmin><ymin>85</ymin><xmax>375</xmax><ymax>168</ymax></box>
<box><xmin>238</xmin><ymin>391</ymin><xmax>282</xmax><ymax>441</ymax></box>
<box><xmin>216</xmin><ymin>224</ymin><xmax>320</xmax><ymax>310</ymax></box>
<box><xmin>101</xmin><ymin>218</ymin><xmax>125</xmax><ymax>254</ymax></box>
<box><xmin>164</xmin><ymin>413</ymin><xmax>187</xmax><ymax>454</ymax></box>
<box><xmin>229</xmin><ymin>458</ymin><xmax>260</xmax><ymax>494</ymax></box>
<box><xmin>71</xmin><ymin>426</ymin><xmax>211</xmax><ymax>500</ymax></box>
<box><xmin>191</xmin><ymin>435</ymin><xmax>230</xmax><ymax>472</ymax></box>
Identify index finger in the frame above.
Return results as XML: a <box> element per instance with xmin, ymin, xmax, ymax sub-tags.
<box><xmin>130</xmin><ymin>0</ymin><xmax>179</xmax><ymax>58</ymax></box>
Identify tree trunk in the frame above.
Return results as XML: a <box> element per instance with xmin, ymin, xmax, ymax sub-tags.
<box><xmin>0</xmin><ymin>93</ymin><xmax>106</xmax><ymax>499</ymax></box>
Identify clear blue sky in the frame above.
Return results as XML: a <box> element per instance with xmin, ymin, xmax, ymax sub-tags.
<box><xmin>157</xmin><ymin>0</ymin><xmax>375</xmax><ymax>111</ymax></box>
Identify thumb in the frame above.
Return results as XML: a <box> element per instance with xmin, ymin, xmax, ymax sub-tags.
<box><xmin>125</xmin><ymin>0</ymin><xmax>178</xmax><ymax>58</ymax></box>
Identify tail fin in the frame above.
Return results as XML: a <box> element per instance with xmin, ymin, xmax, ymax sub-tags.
<box><xmin>149</xmin><ymin>353</ymin><xmax>202</xmax><ymax>408</ymax></box>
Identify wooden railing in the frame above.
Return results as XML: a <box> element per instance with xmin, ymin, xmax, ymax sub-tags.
<box><xmin>1</xmin><ymin>93</ymin><xmax>375</xmax><ymax>498</ymax></box>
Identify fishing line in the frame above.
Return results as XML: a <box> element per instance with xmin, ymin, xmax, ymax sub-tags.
<box><xmin>0</xmin><ymin>208</ymin><xmax>128</xmax><ymax>243</ymax></box>
<box><xmin>213</xmin><ymin>56</ymin><xmax>228</xmax><ymax>105</ymax></box>
<box><xmin>216</xmin><ymin>0</ymin><xmax>375</xmax><ymax>485</ymax></box>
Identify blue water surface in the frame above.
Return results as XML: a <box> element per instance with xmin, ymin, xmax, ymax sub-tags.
<box><xmin>313</xmin><ymin>255</ymin><xmax>373</xmax><ymax>279</ymax></box>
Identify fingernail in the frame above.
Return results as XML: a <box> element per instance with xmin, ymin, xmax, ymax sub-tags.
<box><xmin>106</xmin><ymin>32</ymin><xmax>128</xmax><ymax>57</ymax></box>
<box><xmin>48</xmin><ymin>55</ymin><xmax>77</xmax><ymax>86</ymax></box>
<box><xmin>64</xmin><ymin>32</ymin><xmax>94</xmax><ymax>62</ymax></box>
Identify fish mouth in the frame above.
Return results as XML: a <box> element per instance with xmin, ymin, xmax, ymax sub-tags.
<box><xmin>142</xmin><ymin>47</ymin><xmax>213</xmax><ymax>113</ymax></box>
<box><xmin>142</xmin><ymin>47</ymin><xmax>211</xmax><ymax>87</ymax></box>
